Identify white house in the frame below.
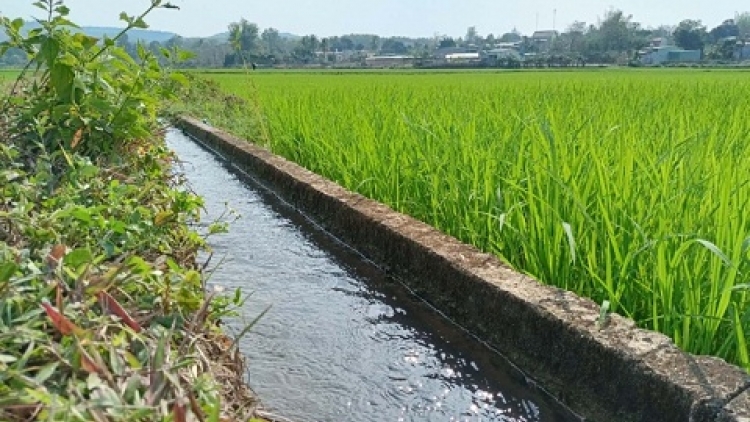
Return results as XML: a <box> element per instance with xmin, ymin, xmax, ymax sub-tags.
<box><xmin>445</xmin><ymin>52</ymin><xmax>481</xmax><ymax>63</ymax></box>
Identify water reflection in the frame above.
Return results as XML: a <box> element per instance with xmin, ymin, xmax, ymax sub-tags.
<box><xmin>168</xmin><ymin>129</ymin><xmax>581</xmax><ymax>422</ymax></box>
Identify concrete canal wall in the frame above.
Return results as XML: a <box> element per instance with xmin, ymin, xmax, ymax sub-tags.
<box><xmin>177</xmin><ymin>117</ymin><xmax>750</xmax><ymax>422</ymax></box>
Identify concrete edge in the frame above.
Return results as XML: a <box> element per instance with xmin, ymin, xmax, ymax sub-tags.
<box><xmin>176</xmin><ymin>117</ymin><xmax>750</xmax><ymax>422</ymax></box>
<box><xmin>721</xmin><ymin>388</ymin><xmax>750</xmax><ymax>422</ymax></box>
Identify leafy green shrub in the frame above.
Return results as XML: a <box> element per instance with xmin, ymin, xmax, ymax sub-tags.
<box><xmin>0</xmin><ymin>2</ymin><xmax>258</xmax><ymax>420</ymax></box>
<box><xmin>1</xmin><ymin>0</ymin><xmax>185</xmax><ymax>161</ymax></box>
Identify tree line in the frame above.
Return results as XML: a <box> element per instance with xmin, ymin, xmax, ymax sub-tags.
<box><xmin>1</xmin><ymin>8</ymin><xmax>749</xmax><ymax>68</ymax></box>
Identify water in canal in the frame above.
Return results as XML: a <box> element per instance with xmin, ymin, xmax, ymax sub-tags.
<box><xmin>167</xmin><ymin>129</ymin><xmax>581</xmax><ymax>422</ymax></box>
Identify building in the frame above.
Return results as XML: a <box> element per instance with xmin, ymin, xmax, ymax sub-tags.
<box><xmin>445</xmin><ymin>52</ymin><xmax>482</xmax><ymax>64</ymax></box>
<box><xmin>531</xmin><ymin>30</ymin><xmax>559</xmax><ymax>41</ymax></box>
<box><xmin>494</xmin><ymin>42</ymin><xmax>522</xmax><ymax>50</ymax></box>
<box><xmin>365</xmin><ymin>55</ymin><xmax>414</xmax><ymax>68</ymax></box>
<box><xmin>485</xmin><ymin>48</ymin><xmax>522</xmax><ymax>63</ymax></box>
<box><xmin>649</xmin><ymin>37</ymin><xmax>669</xmax><ymax>48</ymax></box>
<box><xmin>433</xmin><ymin>47</ymin><xmax>477</xmax><ymax>61</ymax></box>
<box><xmin>714</xmin><ymin>37</ymin><xmax>750</xmax><ymax>61</ymax></box>
<box><xmin>640</xmin><ymin>45</ymin><xmax>702</xmax><ymax>65</ymax></box>
<box><xmin>734</xmin><ymin>42</ymin><xmax>750</xmax><ymax>60</ymax></box>
<box><xmin>315</xmin><ymin>50</ymin><xmax>358</xmax><ymax>63</ymax></box>
<box><xmin>529</xmin><ymin>30</ymin><xmax>559</xmax><ymax>52</ymax></box>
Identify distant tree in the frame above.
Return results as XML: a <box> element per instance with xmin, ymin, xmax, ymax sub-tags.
<box><xmin>654</xmin><ymin>25</ymin><xmax>675</xmax><ymax>38</ymax></box>
<box><xmin>566</xmin><ymin>21</ymin><xmax>588</xmax><ymax>53</ymax></box>
<box><xmin>673</xmin><ymin>19</ymin><xmax>707</xmax><ymax>51</ymax></box>
<box><xmin>261</xmin><ymin>28</ymin><xmax>283</xmax><ymax>56</ymax></box>
<box><xmin>165</xmin><ymin>35</ymin><xmax>184</xmax><ymax>49</ymax></box>
<box><xmin>707</xmin><ymin>37</ymin><xmax>738</xmax><ymax>60</ymax></box>
<box><xmin>735</xmin><ymin>12</ymin><xmax>750</xmax><ymax>38</ymax></box>
<box><xmin>339</xmin><ymin>37</ymin><xmax>355</xmax><ymax>51</ymax></box>
<box><xmin>438</xmin><ymin>37</ymin><xmax>457</xmax><ymax>48</ymax></box>
<box><xmin>518</xmin><ymin>36</ymin><xmax>536</xmax><ymax>54</ymax></box>
<box><xmin>369</xmin><ymin>35</ymin><xmax>381</xmax><ymax>52</ymax></box>
<box><xmin>499</xmin><ymin>30</ymin><xmax>522</xmax><ymax>43</ymax></box>
<box><xmin>340</xmin><ymin>34</ymin><xmax>378</xmax><ymax>50</ymax></box>
<box><xmin>115</xmin><ymin>32</ymin><xmax>138</xmax><ymax>59</ymax></box>
<box><xmin>596</xmin><ymin>9</ymin><xmax>639</xmax><ymax>53</ymax></box>
<box><xmin>117</xmin><ymin>33</ymin><xmax>130</xmax><ymax>48</ymax></box>
<box><xmin>228</xmin><ymin>18</ymin><xmax>260</xmax><ymax>63</ymax></box>
<box><xmin>177</xmin><ymin>38</ymin><xmax>233</xmax><ymax>68</ymax></box>
<box><xmin>568</xmin><ymin>21</ymin><xmax>587</xmax><ymax>34</ymax></box>
<box><xmin>320</xmin><ymin>37</ymin><xmax>329</xmax><ymax>61</ymax></box>
<box><xmin>293</xmin><ymin>35</ymin><xmax>319</xmax><ymax>63</ymax></box>
<box><xmin>572</xmin><ymin>8</ymin><xmax>651</xmax><ymax>63</ymax></box>
<box><xmin>465</xmin><ymin>26</ymin><xmax>479</xmax><ymax>46</ymax></box>
<box><xmin>305</xmin><ymin>35</ymin><xmax>320</xmax><ymax>52</ymax></box>
<box><xmin>329</xmin><ymin>36</ymin><xmax>354</xmax><ymax>51</ymax></box>
<box><xmin>147</xmin><ymin>40</ymin><xmax>162</xmax><ymax>57</ymax></box>
<box><xmin>485</xmin><ymin>33</ymin><xmax>496</xmax><ymax>46</ymax></box>
<box><xmin>381</xmin><ymin>38</ymin><xmax>408</xmax><ymax>54</ymax></box>
<box><xmin>709</xmin><ymin>19</ymin><xmax>739</xmax><ymax>42</ymax></box>
<box><xmin>410</xmin><ymin>41</ymin><xmax>431</xmax><ymax>59</ymax></box>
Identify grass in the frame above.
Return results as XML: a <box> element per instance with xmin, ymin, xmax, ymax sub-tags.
<box><xmin>185</xmin><ymin>69</ymin><xmax>750</xmax><ymax>371</ymax></box>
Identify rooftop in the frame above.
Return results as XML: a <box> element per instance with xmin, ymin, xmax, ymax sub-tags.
<box><xmin>532</xmin><ymin>30</ymin><xmax>559</xmax><ymax>39</ymax></box>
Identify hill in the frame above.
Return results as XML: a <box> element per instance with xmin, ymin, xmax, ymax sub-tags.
<box><xmin>0</xmin><ymin>22</ymin><xmax>178</xmax><ymax>44</ymax></box>
<box><xmin>77</xmin><ymin>26</ymin><xmax>178</xmax><ymax>43</ymax></box>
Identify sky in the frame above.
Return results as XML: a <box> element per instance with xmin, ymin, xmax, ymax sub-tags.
<box><xmin>1</xmin><ymin>0</ymin><xmax>746</xmax><ymax>39</ymax></box>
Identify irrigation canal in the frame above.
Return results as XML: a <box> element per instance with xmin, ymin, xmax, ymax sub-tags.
<box><xmin>168</xmin><ymin>129</ymin><xmax>583</xmax><ymax>422</ymax></box>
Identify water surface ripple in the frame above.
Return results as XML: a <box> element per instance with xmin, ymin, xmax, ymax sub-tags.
<box><xmin>167</xmin><ymin>129</ymin><xmax>581</xmax><ymax>422</ymax></box>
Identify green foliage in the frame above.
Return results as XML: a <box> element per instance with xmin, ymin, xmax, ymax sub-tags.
<box><xmin>0</xmin><ymin>0</ymin><xmax>187</xmax><ymax>160</ymax></box>
<box><xmin>1</xmin><ymin>2</ymin><xmax>258</xmax><ymax>420</ymax></box>
<box><xmin>166</xmin><ymin>74</ymin><xmax>269</xmax><ymax>147</ymax></box>
<box><xmin>735</xmin><ymin>12</ymin><xmax>750</xmax><ymax>38</ymax></box>
<box><xmin>191</xmin><ymin>70</ymin><xmax>750</xmax><ymax>372</ymax></box>
<box><xmin>673</xmin><ymin>19</ymin><xmax>708</xmax><ymax>51</ymax></box>
<box><xmin>228</xmin><ymin>18</ymin><xmax>260</xmax><ymax>64</ymax></box>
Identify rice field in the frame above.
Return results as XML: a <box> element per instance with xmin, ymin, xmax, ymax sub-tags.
<box><xmin>0</xmin><ymin>69</ymin><xmax>20</xmax><ymax>80</ymax></box>
<box><xmin>201</xmin><ymin>69</ymin><xmax>750</xmax><ymax>370</ymax></box>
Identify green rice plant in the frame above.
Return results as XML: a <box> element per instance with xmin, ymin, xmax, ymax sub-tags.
<box><xmin>192</xmin><ymin>69</ymin><xmax>750</xmax><ymax>371</ymax></box>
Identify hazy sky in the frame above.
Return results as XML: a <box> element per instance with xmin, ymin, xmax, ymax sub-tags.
<box><xmin>1</xmin><ymin>0</ymin><xmax>745</xmax><ymax>38</ymax></box>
